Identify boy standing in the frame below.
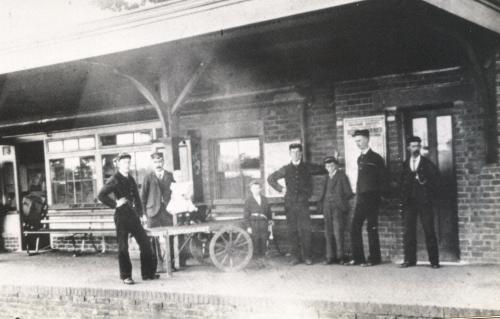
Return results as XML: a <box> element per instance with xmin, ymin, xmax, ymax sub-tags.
<box><xmin>244</xmin><ymin>181</ymin><xmax>272</xmax><ymax>257</ymax></box>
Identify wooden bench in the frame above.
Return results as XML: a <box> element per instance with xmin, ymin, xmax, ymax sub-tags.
<box><xmin>23</xmin><ymin>208</ymin><xmax>116</xmax><ymax>255</ymax></box>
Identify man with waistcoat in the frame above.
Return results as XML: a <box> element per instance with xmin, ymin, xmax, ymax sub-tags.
<box><xmin>267</xmin><ymin>143</ymin><xmax>326</xmax><ymax>265</ymax></box>
<box><xmin>98</xmin><ymin>152</ymin><xmax>157</xmax><ymax>284</ymax></box>
<box><xmin>399</xmin><ymin>136</ymin><xmax>440</xmax><ymax>269</ymax></box>
<box><xmin>141</xmin><ymin>152</ymin><xmax>175</xmax><ymax>228</ymax></box>
<box><xmin>347</xmin><ymin>129</ymin><xmax>388</xmax><ymax>267</ymax></box>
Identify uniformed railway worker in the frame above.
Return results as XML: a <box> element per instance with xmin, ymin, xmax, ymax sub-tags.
<box><xmin>98</xmin><ymin>152</ymin><xmax>157</xmax><ymax>284</ymax></box>
<box><xmin>399</xmin><ymin>136</ymin><xmax>440</xmax><ymax>269</ymax></box>
<box><xmin>347</xmin><ymin>129</ymin><xmax>388</xmax><ymax>267</ymax></box>
<box><xmin>267</xmin><ymin>143</ymin><xmax>326</xmax><ymax>265</ymax></box>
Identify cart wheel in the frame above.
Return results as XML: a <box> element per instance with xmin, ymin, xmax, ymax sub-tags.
<box><xmin>189</xmin><ymin>233</ymin><xmax>210</xmax><ymax>264</ymax></box>
<box><xmin>209</xmin><ymin>225</ymin><xmax>253</xmax><ymax>271</ymax></box>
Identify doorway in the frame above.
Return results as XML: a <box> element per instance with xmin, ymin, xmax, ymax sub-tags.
<box><xmin>17</xmin><ymin>141</ymin><xmax>49</xmax><ymax>250</ymax></box>
<box><xmin>404</xmin><ymin>106</ymin><xmax>460</xmax><ymax>261</ymax></box>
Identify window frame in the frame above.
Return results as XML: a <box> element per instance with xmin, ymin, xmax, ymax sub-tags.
<box><xmin>211</xmin><ymin>136</ymin><xmax>263</xmax><ymax>205</ymax></box>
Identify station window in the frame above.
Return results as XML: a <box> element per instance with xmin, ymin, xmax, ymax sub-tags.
<box><xmin>214</xmin><ymin>138</ymin><xmax>261</xmax><ymax>200</ymax></box>
<box><xmin>100</xmin><ymin>130</ymin><xmax>152</xmax><ymax>147</ymax></box>
<box><xmin>47</xmin><ymin>136</ymin><xmax>96</xmax><ymax>153</ymax></box>
<box><xmin>50</xmin><ymin>156</ymin><xmax>97</xmax><ymax>207</ymax></box>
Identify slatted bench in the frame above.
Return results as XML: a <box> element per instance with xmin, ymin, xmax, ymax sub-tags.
<box><xmin>23</xmin><ymin>208</ymin><xmax>116</xmax><ymax>256</ymax></box>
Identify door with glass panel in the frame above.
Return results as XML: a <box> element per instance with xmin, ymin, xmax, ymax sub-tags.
<box><xmin>405</xmin><ymin>108</ymin><xmax>459</xmax><ymax>261</ymax></box>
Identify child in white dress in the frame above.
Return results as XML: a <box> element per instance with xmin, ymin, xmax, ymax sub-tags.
<box><xmin>166</xmin><ymin>170</ymin><xmax>197</xmax><ymax>225</ymax></box>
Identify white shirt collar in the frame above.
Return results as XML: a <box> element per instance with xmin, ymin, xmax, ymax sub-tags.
<box><xmin>361</xmin><ymin>148</ymin><xmax>371</xmax><ymax>155</ymax></box>
<box><xmin>291</xmin><ymin>159</ymin><xmax>302</xmax><ymax>166</ymax></box>
<box><xmin>329</xmin><ymin>169</ymin><xmax>338</xmax><ymax>178</ymax></box>
<box><xmin>411</xmin><ymin>155</ymin><xmax>421</xmax><ymax>171</ymax></box>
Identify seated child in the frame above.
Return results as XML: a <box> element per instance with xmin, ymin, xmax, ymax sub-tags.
<box><xmin>243</xmin><ymin>180</ymin><xmax>272</xmax><ymax>257</ymax></box>
<box><xmin>166</xmin><ymin>170</ymin><xmax>197</xmax><ymax>225</ymax></box>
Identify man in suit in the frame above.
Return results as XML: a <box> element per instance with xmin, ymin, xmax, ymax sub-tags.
<box><xmin>98</xmin><ymin>152</ymin><xmax>157</xmax><ymax>284</ymax></box>
<box><xmin>399</xmin><ymin>136</ymin><xmax>440</xmax><ymax>269</ymax></box>
<box><xmin>141</xmin><ymin>152</ymin><xmax>174</xmax><ymax>228</ymax></box>
<box><xmin>318</xmin><ymin>156</ymin><xmax>354</xmax><ymax>265</ymax></box>
<box><xmin>267</xmin><ymin>143</ymin><xmax>326</xmax><ymax>265</ymax></box>
<box><xmin>347</xmin><ymin>129</ymin><xmax>388</xmax><ymax>267</ymax></box>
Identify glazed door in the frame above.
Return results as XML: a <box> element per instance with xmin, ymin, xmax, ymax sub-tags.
<box><xmin>405</xmin><ymin>108</ymin><xmax>460</xmax><ymax>261</ymax></box>
<box><xmin>0</xmin><ymin>145</ymin><xmax>21</xmax><ymax>250</ymax></box>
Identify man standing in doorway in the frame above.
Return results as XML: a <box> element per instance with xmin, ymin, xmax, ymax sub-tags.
<box><xmin>98</xmin><ymin>152</ymin><xmax>157</xmax><ymax>284</ymax></box>
<box><xmin>399</xmin><ymin>136</ymin><xmax>440</xmax><ymax>269</ymax></box>
<box><xmin>267</xmin><ymin>143</ymin><xmax>325</xmax><ymax>265</ymax></box>
<box><xmin>347</xmin><ymin>129</ymin><xmax>388</xmax><ymax>267</ymax></box>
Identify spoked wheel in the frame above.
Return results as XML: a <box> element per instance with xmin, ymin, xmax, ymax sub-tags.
<box><xmin>189</xmin><ymin>233</ymin><xmax>211</xmax><ymax>264</ymax></box>
<box><xmin>209</xmin><ymin>225</ymin><xmax>253</xmax><ymax>272</ymax></box>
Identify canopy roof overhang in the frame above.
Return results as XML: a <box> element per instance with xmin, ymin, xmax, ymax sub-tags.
<box><xmin>0</xmin><ymin>0</ymin><xmax>499</xmax><ymax>140</ymax></box>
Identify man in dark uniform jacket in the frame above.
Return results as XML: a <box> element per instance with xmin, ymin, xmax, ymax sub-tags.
<box><xmin>318</xmin><ymin>156</ymin><xmax>354</xmax><ymax>264</ymax></box>
<box><xmin>399</xmin><ymin>136</ymin><xmax>440</xmax><ymax>269</ymax></box>
<box><xmin>347</xmin><ymin>129</ymin><xmax>388</xmax><ymax>267</ymax></box>
<box><xmin>98</xmin><ymin>152</ymin><xmax>157</xmax><ymax>284</ymax></box>
<box><xmin>267</xmin><ymin>143</ymin><xmax>326</xmax><ymax>265</ymax></box>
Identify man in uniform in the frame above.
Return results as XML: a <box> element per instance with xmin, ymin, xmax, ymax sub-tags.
<box><xmin>267</xmin><ymin>143</ymin><xmax>325</xmax><ymax>265</ymax></box>
<box><xmin>399</xmin><ymin>136</ymin><xmax>440</xmax><ymax>269</ymax></box>
<box><xmin>347</xmin><ymin>129</ymin><xmax>388</xmax><ymax>267</ymax></box>
<box><xmin>98</xmin><ymin>152</ymin><xmax>157</xmax><ymax>284</ymax></box>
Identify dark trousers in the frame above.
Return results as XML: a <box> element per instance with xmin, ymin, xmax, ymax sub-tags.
<box><xmin>249</xmin><ymin>219</ymin><xmax>269</xmax><ymax>257</ymax></box>
<box><xmin>285</xmin><ymin>199</ymin><xmax>312</xmax><ymax>260</ymax></box>
<box><xmin>147</xmin><ymin>206</ymin><xmax>175</xmax><ymax>271</ymax></box>
<box><xmin>323</xmin><ymin>200</ymin><xmax>346</xmax><ymax>261</ymax></box>
<box><xmin>350</xmin><ymin>192</ymin><xmax>381</xmax><ymax>264</ymax></box>
<box><xmin>403</xmin><ymin>199</ymin><xmax>439</xmax><ymax>265</ymax></box>
<box><xmin>114</xmin><ymin>209</ymin><xmax>155</xmax><ymax>279</ymax></box>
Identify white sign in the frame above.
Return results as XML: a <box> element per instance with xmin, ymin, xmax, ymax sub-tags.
<box><xmin>343</xmin><ymin>115</ymin><xmax>387</xmax><ymax>192</ymax></box>
<box><xmin>264</xmin><ymin>140</ymin><xmax>300</xmax><ymax>197</ymax></box>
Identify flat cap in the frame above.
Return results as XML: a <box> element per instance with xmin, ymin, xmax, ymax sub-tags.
<box><xmin>324</xmin><ymin>156</ymin><xmax>340</xmax><ymax>165</ymax></box>
<box><xmin>352</xmin><ymin>129</ymin><xmax>370</xmax><ymax>138</ymax></box>
<box><xmin>289</xmin><ymin>143</ymin><xmax>303</xmax><ymax>151</ymax></box>
<box><xmin>150</xmin><ymin>152</ymin><xmax>164</xmax><ymax>159</ymax></box>
<box><xmin>115</xmin><ymin>152</ymin><xmax>131</xmax><ymax>161</ymax></box>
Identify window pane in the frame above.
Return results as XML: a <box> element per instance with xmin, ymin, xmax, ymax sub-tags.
<box><xmin>48</xmin><ymin>141</ymin><xmax>63</xmax><ymax>153</ymax></box>
<box><xmin>63</xmin><ymin>139</ymin><xmax>78</xmax><ymax>152</ymax></box>
<box><xmin>134</xmin><ymin>131</ymin><xmax>152</xmax><ymax>144</ymax></box>
<box><xmin>412</xmin><ymin>118</ymin><xmax>428</xmax><ymax>147</ymax></box>
<box><xmin>100</xmin><ymin>135</ymin><xmax>117</xmax><ymax>146</ymax></box>
<box><xmin>102</xmin><ymin>154</ymin><xmax>118</xmax><ymax>184</ymax></box>
<box><xmin>50</xmin><ymin>156</ymin><xmax>96</xmax><ymax>206</ymax></box>
<box><xmin>132</xmin><ymin>151</ymin><xmax>150</xmax><ymax>192</ymax></box>
<box><xmin>215</xmin><ymin>138</ymin><xmax>261</xmax><ymax>199</ymax></box>
<box><xmin>117</xmin><ymin>133</ymin><xmax>134</xmax><ymax>145</ymax></box>
<box><xmin>437</xmin><ymin>115</ymin><xmax>453</xmax><ymax>173</ymax></box>
<box><xmin>79</xmin><ymin>137</ymin><xmax>95</xmax><ymax>150</ymax></box>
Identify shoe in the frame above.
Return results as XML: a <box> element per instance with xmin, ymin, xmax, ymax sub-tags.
<box><xmin>142</xmin><ymin>274</ymin><xmax>160</xmax><ymax>280</ymax></box>
<box><xmin>399</xmin><ymin>262</ymin><xmax>416</xmax><ymax>268</ymax></box>
<box><xmin>304</xmin><ymin>259</ymin><xmax>313</xmax><ymax>265</ymax></box>
<box><xmin>431</xmin><ymin>264</ymin><xmax>440</xmax><ymax>269</ymax></box>
<box><xmin>123</xmin><ymin>278</ymin><xmax>135</xmax><ymax>285</ymax></box>
<box><xmin>288</xmin><ymin>258</ymin><xmax>301</xmax><ymax>266</ymax></box>
<box><xmin>345</xmin><ymin>260</ymin><xmax>360</xmax><ymax>266</ymax></box>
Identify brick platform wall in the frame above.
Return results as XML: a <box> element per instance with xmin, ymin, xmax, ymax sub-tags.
<box><xmin>1</xmin><ymin>235</ymin><xmax>19</xmax><ymax>251</ymax></box>
<box><xmin>0</xmin><ymin>285</ymin><xmax>496</xmax><ymax>319</ymax></box>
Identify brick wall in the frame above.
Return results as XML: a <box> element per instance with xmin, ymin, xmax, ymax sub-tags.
<box><xmin>1</xmin><ymin>235</ymin><xmax>19</xmax><ymax>251</ymax></box>
<box><xmin>0</xmin><ymin>285</ymin><xmax>496</xmax><ymax>319</ymax></box>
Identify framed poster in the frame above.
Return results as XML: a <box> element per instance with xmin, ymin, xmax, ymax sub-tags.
<box><xmin>343</xmin><ymin>115</ymin><xmax>387</xmax><ymax>192</ymax></box>
<box><xmin>263</xmin><ymin>139</ymin><xmax>300</xmax><ymax>197</ymax></box>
